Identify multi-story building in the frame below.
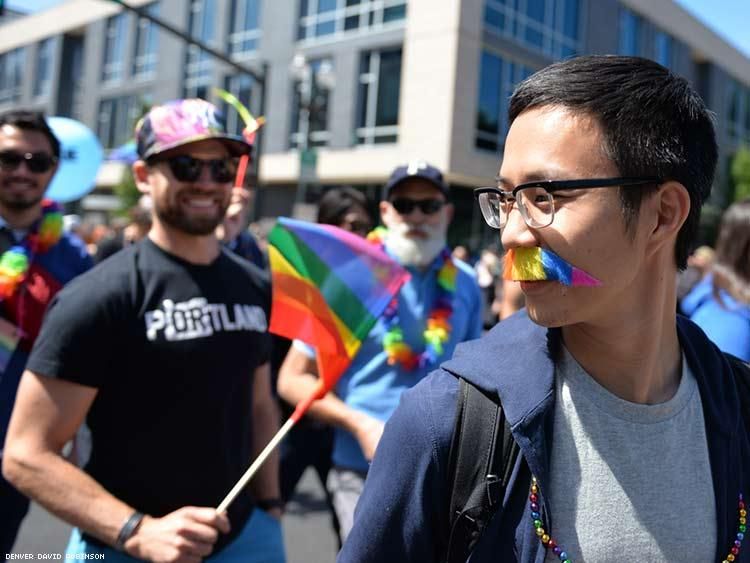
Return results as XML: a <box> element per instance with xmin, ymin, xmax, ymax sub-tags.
<box><xmin>0</xmin><ymin>0</ymin><xmax>748</xmax><ymax>247</ymax></box>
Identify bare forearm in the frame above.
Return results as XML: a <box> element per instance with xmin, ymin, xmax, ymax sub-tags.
<box><xmin>278</xmin><ymin>371</ymin><xmax>366</xmax><ymax>435</ymax></box>
<box><xmin>3</xmin><ymin>449</ymin><xmax>134</xmax><ymax>546</ymax></box>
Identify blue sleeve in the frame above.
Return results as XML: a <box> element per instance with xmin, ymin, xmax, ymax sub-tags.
<box><xmin>456</xmin><ymin>264</ymin><xmax>484</xmax><ymax>340</ymax></box>
<box><xmin>680</xmin><ymin>276</ymin><xmax>712</xmax><ymax>317</ymax></box>
<box><xmin>338</xmin><ymin>370</ymin><xmax>459</xmax><ymax>563</ymax></box>
<box><xmin>468</xmin><ymin>277</ymin><xmax>483</xmax><ymax>339</ymax></box>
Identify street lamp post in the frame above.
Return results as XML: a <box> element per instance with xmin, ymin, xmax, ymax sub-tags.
<box><xmin>289</xmin><ymin>53</ymin><xmax>334</xmax><ymax>219</ymax></box>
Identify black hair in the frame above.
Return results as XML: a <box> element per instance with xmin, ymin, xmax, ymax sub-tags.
<box><xmin>317</xmin><ymin>186</ymin><xmax>369</xmax><ymax>226</ymax></box>
<box><xmin>0</xmin><ymin>109</ymin><xmax>60</xmax><ymax>158</ymax></box>
<box><xmin>508</xmin><ymin>55</ymin><xmax>717</xmax><ymax>269</ymax></box>
<box><xmin>711</xmin><ymin>198</ymin><xmax>750</xmax><ymax>305</ymax></box>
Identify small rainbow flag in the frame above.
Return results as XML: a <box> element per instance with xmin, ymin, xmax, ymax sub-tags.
<box><xmin>268</xmin><ymin>218</ymin><xmax>410</xmax><ymax>419</ymax></box>
<box><xmin>503</xmin><ymin>247</ymin><xmax>601</xmax><ymax>287</ymax></box>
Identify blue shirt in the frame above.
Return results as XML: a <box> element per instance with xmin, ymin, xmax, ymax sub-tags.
<box><xmin>681</xmin><ymin>275</ymin><xmax>750</xmax><ymax>362</ymax></box>
<box><xmin>298</xmin><ymin>254</ymin><xmax>482</xmax><ymax>472</ymax></box>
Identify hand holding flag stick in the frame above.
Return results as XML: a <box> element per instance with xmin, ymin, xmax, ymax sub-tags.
<box><xmin>217</xmin><ymin>218</ymin><xmax>409</xmax><ymax>513</ymax></box>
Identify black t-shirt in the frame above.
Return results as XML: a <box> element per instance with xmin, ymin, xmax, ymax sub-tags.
<box><xmin>27</xmin><ymin>238</ymin><xmax>271</xmax><ymax>549</ymax></box>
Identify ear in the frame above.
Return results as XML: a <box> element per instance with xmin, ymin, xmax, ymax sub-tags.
<box><xmin>132</xmin><ymin>160</ymin><xmax>152</xmax><ymax>195</ymax></box>
<box><xmin>648</xmin><ymin>180</ymin><xmax>691</xmax><ymax>251</ymax></box>
<box><xmin>444</xmin><ymin>202</ymin><xmax>454</xmax><ymax>223</ymax></box>
<box><xmin>379</xmin><ymin>200</ymin><xmax>392</xmax><ymax>228</ymax></box>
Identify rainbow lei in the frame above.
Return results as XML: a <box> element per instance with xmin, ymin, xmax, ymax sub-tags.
<box><xmin>367</xmin><ymin>227</ymin><xmax>457</xmax><ymax>371</ymax></box>
<box><xmin>529</xmin><ymin>476</ymin><xmax>746</xmax><ymax>563</ymax></box>
<box><xmin>0</xmin><ymin>199</ymin><xmax>63</xmax><ymax>300</ymax></box>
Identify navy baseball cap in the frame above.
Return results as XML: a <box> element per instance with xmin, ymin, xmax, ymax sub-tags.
<box><xmin>384</xmin><ymin>160</ymin><xmax>449</xmax><ymax>199</ymax></box>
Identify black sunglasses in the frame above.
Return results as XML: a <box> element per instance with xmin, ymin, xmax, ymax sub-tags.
<box><xmin>390</xmin><ymin>197</ymin><xmax>445</xmax><ymax>215</ymax></box>
<box><xmin>151</xmin><ymin>155</ymin><xmax>238</xmax><ymax>183</ymax></box>
<box><xmin>0</xmin><ymin>150</ymin><xmax>57</xmax><ymax>174</ymax></box>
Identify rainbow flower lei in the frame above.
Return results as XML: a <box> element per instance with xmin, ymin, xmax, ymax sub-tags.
<box><xmin>0</xmin><ymin>199</ymin><xmax>63</xmax><ymax>300</ymax></box>
<box><xmin>367</xmin><ymin>226</ymin><xmax>457</xmax><ymax>371</ymax></box>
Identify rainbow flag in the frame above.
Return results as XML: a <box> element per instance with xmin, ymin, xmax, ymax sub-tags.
<box><xmin>268</xmin><ymin>218</ymin><xmax>409</xmax><ymax>417</ymax></box>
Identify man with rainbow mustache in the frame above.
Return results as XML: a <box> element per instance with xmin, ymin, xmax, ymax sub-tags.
<box><xmin>341</xmin><ymin>56</ymin><xmax>750</xmax><ymax>563</ymax></box>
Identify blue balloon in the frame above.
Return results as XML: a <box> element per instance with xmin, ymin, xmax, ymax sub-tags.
<box><xmin>45</xmin><ymin>117</ymin><xmax>103</xmax><ymax>203</ymax></box>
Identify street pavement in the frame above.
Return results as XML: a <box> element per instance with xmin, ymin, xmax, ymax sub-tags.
<box><xmin>11</xmin><ymin>468</ymin><xmax>339</xmax><ymax>563</ymax></box>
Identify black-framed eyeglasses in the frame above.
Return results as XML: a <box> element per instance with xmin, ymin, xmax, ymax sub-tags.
<box><xmin>389</xmin><ymin>197</ymin><xmax>445</xmax><ymax>216</ymax></box>
<box><xmin>474</xmin><ymin>177</ymin><xmax>661</xmax><ymax>230</ymax></box>
<box><xmin>150</xmin><ymin>155</ymin><xmax>239</xmax><ymax>184</ymax></box>
<box><xmin>0</xmin><ymin>150</ymin><xmax>58</xmax><ymax>174</ymax></box>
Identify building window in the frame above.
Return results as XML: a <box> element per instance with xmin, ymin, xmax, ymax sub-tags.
<box><xmin>184</xmin><ymin>0</ymin><xmax>217</xmax><ymax>99</ymax></box>
<box><xmin>475</xmin><ymin>50</ymin><xmax>533</xmax><ymax>152</ymax></box>
<box><xmin>98</xmin><ymin>95</ymin><xmax>146</xmax><ymax>149</ymax></box>
<box><xmin>356</xmin><ymin>48</ymin><xmax>401</xmax><ymax>145</ymax></box>
<box><xmin>34</xmin><ymin>38</ymin><xmax>53</xmax><ymax>98</ymax></box>
<box><xmin>0</xmin><ymin>48</ymin><xmax>26</xmax><ymax>104</ymax></box>
<box><xmin>618</xmin><ymin>8</ymin><xmax>641</xmax><ymax>56</ymax></box>
<box><xmin>223</xmin><ymin>74</ymin><xmax>255</xmax><ymax>136</ymax></box>
<box><xmin>484</xmin><ymin>0</ymin><xmax>580</xmax><ymax>59</ymax></box>
<box><xmin>654</xmin><ymin>29</ymin><xmax>672</xmax><ymax>68</ymax></box>
<box><xmin>229</xmin><ymin>0</ymin><xmax>261</xmax><ymax>56</ymax></box>
<box><xmin>291</xmin><ymin>59</ymin><xmax>333</xmax><ymax>149</ymax></box>
<box><xmin>298</xmin><ymin>0</ymin><xmax>407</xmax><ymax>42</ymax></box>
<box><xmin>133</xmin><ymin>2</ymin><xmax>160</xmax><ymax>78</ymax></box>
<box><xmin>102</xmin><ymin>13</ymin><xmax>127</xmax><ymax>83</ymax></box>
<box><xmin>727</xmin><ymin>81</ymin><xmax>750</xmax><ymax>143</ymax></box>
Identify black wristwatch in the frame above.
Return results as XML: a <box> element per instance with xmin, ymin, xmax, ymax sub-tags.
<box><xmin>115</xmin><ymin>510</ymin><xmax>145</xmax><ymax>551</ymax></box>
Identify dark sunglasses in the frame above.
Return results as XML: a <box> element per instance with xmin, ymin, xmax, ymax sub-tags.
<box><xmin>344</xmin><ymin>220</ymin><xmax>373</xmax><ymax>236</ymax></box>
<box><xmin>0</xmin><ymin>150</ymin><xmax>57</xmax><ymax>174</ymax></box>
<box><xmin>390</xmin><ymin>197</ymin><xmax>445</xmax><ymax>215</ymax></box>
<box><xmin>151</xmin><ymin>155</ymin><xmax>238</xmax><ymax>183</ymax></box>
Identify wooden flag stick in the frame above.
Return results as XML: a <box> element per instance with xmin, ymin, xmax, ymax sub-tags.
<box><xmin>218</xmin><ymin>356</ymin><xmax>337</xmax><ymax>513</ymax></box>
<box><xmin>216</xmin><ymin>417</ymin><xmax>295</xmax><ymax>514</ymax></box>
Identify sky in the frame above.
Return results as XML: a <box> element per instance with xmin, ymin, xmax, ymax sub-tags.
<box><xmin>7</xmin><ymin>0</ymin><xmax>750</xmax><ymax>59</ymax></box>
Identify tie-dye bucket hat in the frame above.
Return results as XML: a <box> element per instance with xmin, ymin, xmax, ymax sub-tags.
<box><xmin>135</xmin><ymin>98</ymin><xmax>252</xmax><ymax>161</ymax></box>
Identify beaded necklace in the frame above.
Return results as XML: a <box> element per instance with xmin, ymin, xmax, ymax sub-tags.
<box><xmin>0</xmin><ymin>199</ymin><xmax>63</xmax><ymax>300</ymax></box>
<box><xmin>528</xmin><ymin>475</ymin><xmax>746</xmax><ymax>563</ymax></box>
<box><xmin>366</xmin><ymin>226</ymin><xmax>457</xmax><ymax>371</ymax></box>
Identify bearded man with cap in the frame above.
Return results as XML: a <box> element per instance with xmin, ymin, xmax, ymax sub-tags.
<box><xmin>277</xmin><ymin>160</ymin><xmax>482</xmax><ymax>543</ymax></box>
<box><xmin>2</xmin><ymin>99</ymin><xmax>284</xmax><ymax>563</ymax></box>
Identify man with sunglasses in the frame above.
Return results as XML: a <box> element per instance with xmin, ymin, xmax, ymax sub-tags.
<box><xmin>3</xmin><ymin>99</ymin><xmax>284</xmax><ymax>562</ymax></box>
<box><xmin>277</xmin><ymin>160</ymin><xmax>482</xmax><ymax>544</ymax></box>
<box><xmin>0</xmin><ymin>110</ymin><xmax>92</xmax><ymax>555</ymax></box>
<box><xmin>340</xmin><ymin>56</ymin><xmax>750</xmax><ymax>563</ymax></box>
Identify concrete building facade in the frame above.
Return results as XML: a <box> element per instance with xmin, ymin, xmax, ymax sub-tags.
<box><xmin>0</xmin><ymin>0</ymin><xmax>748</xmax><ymax>247</ymax></box>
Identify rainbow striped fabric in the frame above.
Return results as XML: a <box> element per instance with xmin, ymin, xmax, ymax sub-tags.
<box><xmin>268</xmin><ymin>218</ymin><xmax>410</xmax><ymax>398</ymax></box>
<box><xmin>503</xmin><ymin>247</ymin><xmax>601</xmax><ymax>287</ymax></box>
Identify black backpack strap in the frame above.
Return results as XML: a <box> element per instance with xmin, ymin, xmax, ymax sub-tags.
<box><xmin>725</xmin><ymin>353</ymin><xmax>750</xmax><ymax>435</ymax></box>
<box><xmin>445</xmin><ymin>378</ymin><xmax>520</xmax><ymax>563</ymax></box>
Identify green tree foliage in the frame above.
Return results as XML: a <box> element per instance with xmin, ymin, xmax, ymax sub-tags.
<box><xmin>114</xmin><ymin>169</ymin><xmax>140</xmax><ymax>213</ymax></box>
<box><xmin>731</xmin><ymin>145</ymin><xmax>750</xmax><ymax>201</ymax></box>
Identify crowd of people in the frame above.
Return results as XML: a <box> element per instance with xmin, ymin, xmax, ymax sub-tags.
<box><xmin>0</xmin><ymin>53</ymin><xmax>749</xmax><ymax>563</ymax></box>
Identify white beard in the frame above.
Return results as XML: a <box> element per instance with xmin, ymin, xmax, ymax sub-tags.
<box><xmin>384</xmin><ymin>220</ymin><xmax>448</xmax><ymax>267</ymax></box>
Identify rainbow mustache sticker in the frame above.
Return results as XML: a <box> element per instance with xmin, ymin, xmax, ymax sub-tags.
<box><xmin>503</xmin><ymin>247</ymin><xmax>601</xmax><ymax>287</ymax></box>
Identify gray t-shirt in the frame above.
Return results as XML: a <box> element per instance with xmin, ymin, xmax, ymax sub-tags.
<box><xmin>543</xmin><ymin>347</ymin><xmax>716</xmax><ymax>562</ymax></box>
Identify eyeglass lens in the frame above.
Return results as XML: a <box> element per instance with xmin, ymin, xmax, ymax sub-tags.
<box><xmin>165</xmin><ymin>155</ymin><xmax>237</xmax><ymax>183</ymax></box>
<box><xmin>390</xmin><ymin>198</ymin><xmax>444</xmax><ymax>215</ymax></box>
<box><xmin>0</xmin><ymin>151</ymin><xmax>56</xmax><ymax>174</ymax></box>
<box><xmin>477</xmin><ymin>187</ymin><xmax>554</xmax><ymax>230</ymax></box>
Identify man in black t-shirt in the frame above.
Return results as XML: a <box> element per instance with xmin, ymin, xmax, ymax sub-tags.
<box><xmin>2</xmin><ymin>99</ymin><xmax>284</xmax><ymax>563</ymax></box>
